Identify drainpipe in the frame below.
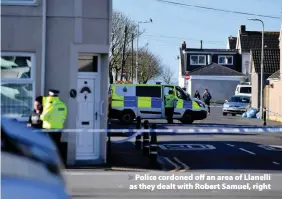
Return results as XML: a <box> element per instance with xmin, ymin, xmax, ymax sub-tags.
<box><xmin>40</xmin><ymin>0</ymin><xmax>47</xmax><ymax>96</ymax></box>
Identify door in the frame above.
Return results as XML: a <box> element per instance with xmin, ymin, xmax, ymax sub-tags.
<box><xmin>175</xmin><ymin>86</ymin><xmax>191</xmax><ymax>118</ymax></box>
<box><xmin>136</xmin><ymin>86</ymin><xmax>162</xmax><ymax>119</ymax></box>
<box><xmin>161</xmin><ymin>85</ymin><xmax>174</xmax><ymax>118</ymax></box>
<box><xmin>76</xmin><ymin>77</ymin><xmax>100</xmax><ymax>160</ymax></box>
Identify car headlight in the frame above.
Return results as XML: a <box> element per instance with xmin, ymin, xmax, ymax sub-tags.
<box><xmin>223</xmin><ymin>104</ymin><xmax>229</xmax><ymax>108</ymax></box>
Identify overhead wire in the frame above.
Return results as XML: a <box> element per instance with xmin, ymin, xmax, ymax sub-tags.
<box><xmin>153</xmin><ymin>0</ymin><xmax>282</xmax><ymax>20</ymax></box>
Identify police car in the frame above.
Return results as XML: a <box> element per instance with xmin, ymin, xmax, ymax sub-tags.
<box><xmin>108</xmin><ymin>83</ymin><xmax>208</xmax><ymax>124</ymax></box>
<box><xmin>1</xmin><ymin>117</ymin><xmax>70</xmax><ymax>199</ymax></box>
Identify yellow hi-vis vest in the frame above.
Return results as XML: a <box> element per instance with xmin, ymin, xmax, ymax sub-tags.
<box><xmin>40</xmin><ymin>96</ymin><xmax>68</xmax><ymax>129</ymax></box>
<box><xmin>165</xmin><ymin>94</ymin><xmax>176</xmax><ymax>108</ymax></box>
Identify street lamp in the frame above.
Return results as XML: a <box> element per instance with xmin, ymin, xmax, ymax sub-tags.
<box><xmin>136</xmin><ymin>19</ymin><xmax>153</xmax><ymax>83</ymax></box>
<box><xmin>248</xmin><ymin>18</ymin><xmax>264</xmax><ymax>119</ymax></box>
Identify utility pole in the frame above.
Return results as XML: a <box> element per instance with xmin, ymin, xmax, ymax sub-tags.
<box><xmin>121</xmin><ymin>25</ymin><xmax>128</xmax><ymax>81</ymax></box>
<box><xmin>131</xmin><ymin>33</ymin><xmax>134</xmax><ymax>82</ymax></box>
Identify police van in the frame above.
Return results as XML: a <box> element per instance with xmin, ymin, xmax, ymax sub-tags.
<box><xmin>108</xmin><ymin>83</ymin><xmax>208</xmax><ymax>124</ymax></box>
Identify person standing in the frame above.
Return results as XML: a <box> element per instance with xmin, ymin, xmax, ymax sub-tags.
<box><xmin>165</xmin><ymin>90</ymin><xmax>177</xmax><ymax>124</ymax></box>
<box><xmin>27</xmin><ymin>96</ymin><xmax>43</xmax><ymax>129</ymax></box>
<box><xmin>40</xmin><ymin>89</ymin><xmax>68</xmax><ymax>163</ymax></box>
<box><xmin>194</xmin><ymin>90</ymin><xmax>201</xmax><ymax>100</ymax></box>
<box><xmin>203</xmin><ymin>88</ymin><xmax>212</xmax><ymax>114</ymax></box>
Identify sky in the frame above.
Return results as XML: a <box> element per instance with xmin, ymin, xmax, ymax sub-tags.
<box><xmin>113</xmin><ymin>0</ymin><xmax>282</xmax><ymax>84</ymax></box>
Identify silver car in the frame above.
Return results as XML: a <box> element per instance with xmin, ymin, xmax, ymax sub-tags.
<box><xmin>222</xmin><ymin>95</ymin><xmax>250</xmax><ymax>116</ymax></box>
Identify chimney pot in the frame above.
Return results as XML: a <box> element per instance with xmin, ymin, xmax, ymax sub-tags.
<box><xmin>240</xmin><ymin>25</ymin><xmax>246</xmax><ymax>33</ymax></box>
<box><xmin>181</xmin><ymin>41</ymin><xmax>186</xmax><ymax>50</ymax></box>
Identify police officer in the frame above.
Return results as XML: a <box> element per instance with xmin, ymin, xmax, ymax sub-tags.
<box><xmin>40</xmin><ymin>89</ymin><xmax>68</xmax><ymax>163</ymax></box>
<box><xmin>165</xmin><ymin>90</ymin><xmax>177</xmax><ymax>124</ymax></box>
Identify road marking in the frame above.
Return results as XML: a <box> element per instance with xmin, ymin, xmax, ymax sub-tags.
<box><xmin>272</xmin><ymin>161</ymin><xmax>280</xmax><ymax>165</ymax></box>
<box><xmin>239</xmin><ymin>148</ymin><xmax>256</xmax><ymax>155</ymax></box>
<box><xmin>173</xmin><ymin>157</ymin><xmax>190</xmax><ymax>170</ymax></box>
<box><xmin>226</xmin><ymin>144</ymin><xmax>235</xmax><ymax>147</ymax></box>
<box><xmin>159</xmin><ymin>144</ymin><xmax>216</xmax><ymax>150</ymax></box>
<box><xmin>164</xmin><ymin>157</ymin><xmax>180</xmax><ymax>172</ymax></box>
<box><xmin>258</xmin><ymin>145</ymin><xmax>282</xmax><ymax>151</ymax></box>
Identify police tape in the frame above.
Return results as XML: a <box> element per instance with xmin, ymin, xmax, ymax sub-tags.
<box><xmin>33</xmin><ymin>127</ymin><xmax>282</xmax><ymax>134</ymax></box>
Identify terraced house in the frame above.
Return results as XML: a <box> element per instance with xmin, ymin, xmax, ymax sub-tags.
<box><xmin>1</xmin><ymin>0</ymin><xmax>112</xmax><ymax>165</ymax></box>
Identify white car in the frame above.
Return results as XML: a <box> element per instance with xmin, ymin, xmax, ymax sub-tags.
<box><xmin>235</xmin><ymin>83</ymin><xmax>251</xmax><ymax>97</ymax></box>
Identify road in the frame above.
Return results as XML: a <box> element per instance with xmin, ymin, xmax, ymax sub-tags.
<box><xmin>66</xmin><ymin>107</ymin><xmax>282</xmax><ymax>198</ymax></box>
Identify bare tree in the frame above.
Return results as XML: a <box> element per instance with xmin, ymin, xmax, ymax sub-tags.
<box><xmin>110</xmin><ymin>11</ymin><xmax>144</xmax><ymax>83</ymax></box>
<box><xmin>137</xmin><ymin>48</ymin><xmax>162</xmax><ymax>84</ymax></box>
<box><xmin>161</xmin><ymin>67</ymin><xmax>174</xmax><ymax>85</ymax></box>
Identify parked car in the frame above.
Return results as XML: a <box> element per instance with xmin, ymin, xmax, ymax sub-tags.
<box><xmin>222</xmin><ymin>95</ymin><xmax>251</xmax><ymax>116</ymax></box>
<box><xmin>235</xmin><ymin>82</ymin><xmax>251</xmax><ymax>97</ymax></box>
<box><xmin>1</xmin><ymin>117</ymin><xmax>70</xmax><ymax>199</ymax></box>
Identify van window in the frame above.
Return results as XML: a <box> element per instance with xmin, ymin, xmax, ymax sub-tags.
<box><xmin>136</xmin><ymin>86</ymin><xmax>161</xmax><ymax>97</ymax></box>
<box><xmin>176</xmin><ymin>86</ymin><xmax>188</xmax><ymax>100</ymax></box>
<box><xmin>240</xmin><ymin>87</ymin><xmax>251</xmax><ymax>94</ymax></box>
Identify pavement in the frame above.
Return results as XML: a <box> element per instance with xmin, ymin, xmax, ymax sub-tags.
<box><xmin>66</xmin><ymin>107</ymin><xmax>282</xmax><ymax>198</ymax></box>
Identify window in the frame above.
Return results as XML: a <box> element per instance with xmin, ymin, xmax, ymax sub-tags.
<box><xmin>136</xmin><ymin>86</ymin><xmax>161</xmax><ymax>98</ymax></box>
<box><xmin>228</xmin><ymin>96</ymin><xmax>250</xmax><ymax>103</ymax></box>
<box><xmin>163</xmin><ymin>86</ymin><xmax>174</xmax><ymax>97</ymax></box>
<box><xmin>1</xmin><ymin>53</ymin><xmax>35</xmax><ymax>119</ymax></box>
<box><xmin>78</xmin><ymin>54</ymin><xmax>98</xmax><ymax>72</ymax></box>
<box><xmin>176</xmin><ymin>86</ymin><xmax>189</xmax><ymax>100</ymax></box>
<box><xmin>218</xmin><ymin>56</ymin><xmax>233</xmax><ymax>65</ymax></box>
<box><xmin>190</xmin><ymin>55</ymin><xmax>206</xmax><ymax>65</ymax></box>
<box><xmin>1</xmin><ymin>0</ymin><xmax>38</xmax><ymax>5</ymax></box>
<box><xmin>240</xmin><ymin>87</ymin><xmax>251</xmax><ymax>94</ymax></box>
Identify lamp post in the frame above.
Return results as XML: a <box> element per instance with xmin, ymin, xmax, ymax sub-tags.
<box><xmin>248</xmin><ymin>18</ymin><xmax>264</xmax><ymax>119</ymax></box>
<box><xmin>136</xmin><ymin>19</ymin><xmax>152</xmax><ymax>83</ymax></box>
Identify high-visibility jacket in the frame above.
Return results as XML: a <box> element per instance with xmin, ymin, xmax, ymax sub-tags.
<box><xmin>40</xmin><ymin>96</ymin><xmax>67</xmax><ymax>129</ymax></box>
<box><xmin>165</xmin><ymin>94</ymin><xmax>176</xmax><ymax>108</ymax></box>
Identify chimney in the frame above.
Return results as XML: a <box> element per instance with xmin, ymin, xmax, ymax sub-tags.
<box><xmin>200</xmin><ymin>40</ymin><xmax>203</xmax><ymax>49</ymax></box>
<box><xmin>181</xmin><ymin>41</ymin><xmax>186</xmax><ymax>50</ymax></box>
<box><xmin>240</xmin><ymin>25</ymin><xmax>246</xmax><ymax>33</ymax></box>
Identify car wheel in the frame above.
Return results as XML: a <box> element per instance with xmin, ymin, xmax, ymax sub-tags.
<box><xmin>181</xmin><ymin>112</ymin><xmax>193</xmax><ymax>124</ymax></box>
<box><xmin>232</xmin><ymin>113</ymin><xmax>236</xmax><ymax>116</ymax></box>
<box><xmin>120</xmin><ymin>110</ymin><xmax>135</xmax><ymax>124</ymax></box>
<box><xmin>223</xmin><ymin>112</ymin><xmax>227</xmax><ymax>116</ymax></box>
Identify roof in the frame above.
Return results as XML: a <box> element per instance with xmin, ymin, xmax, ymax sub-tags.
<box><xmin>184</xmin><ymin>48</ymin><xmax>237</xmax><ymax>53</ymax></box>
<box><xmin>240</xmin><ymin>31</ymin><xmax>280</xmax><ymax>52</ymax></box>
<box><xmin>251</xmin><ymin>48</ymin><xmax>280</xmax><ymax>74</ymax></box>
<box><xmin>267</xmin><ymin>70</ymin><xmax>280</xmax><ymax>80</ymax></box>
<box><xmin>189</xmin><ymin>63</ymin><xmax>245</xmax><ymax>76</ymax></box>
<box><xmin>228</xmin><ymin>36</ymin><xmax>237</xmax><ymax>50</ymax></box>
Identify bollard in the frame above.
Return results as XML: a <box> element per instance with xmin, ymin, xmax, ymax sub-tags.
<box><xmin>142</xmin><ymin>120</ymin><xmax>150</xmax><ymax>156</ymax></box>
<box><xmin>106</xmin><ymin>121</ymin><xmax>112</xmax><ymax>164</ymax></box>
<box><xmin>150</xmin><ymin>123</ymin><xmax>158</xmax><ymax>162</ymax></box>
<box><xmin>263</xmin><ymin>108</ymin><xmax>267</xmax><ymax>126</ymax></box>
<box><xmin>135</xmin><ymin>116</ymin><xmax>142</xmax><ymax>149</ymax></box>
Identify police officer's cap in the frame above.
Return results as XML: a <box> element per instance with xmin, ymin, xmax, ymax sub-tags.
<box><xmin>49</xmin><ymin>89</ymin><xmax>60</xmax><ymax>96</ymax></box>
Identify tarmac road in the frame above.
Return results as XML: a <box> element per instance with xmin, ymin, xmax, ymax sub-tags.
<box><xmin>67</xmin><ymin>107</ymin><xmax>282</xmax><ymax>198</ymax></box>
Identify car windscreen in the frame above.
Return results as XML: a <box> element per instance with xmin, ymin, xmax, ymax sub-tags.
<box><xmin>240</xmin><ymin>87</ymin><xmax>251</xmax><ymax>93</ymax></box>
<box><xmin>228</xmin><ymin>96</ymin><xmax>250</xmax><ymax>103</ymax></box>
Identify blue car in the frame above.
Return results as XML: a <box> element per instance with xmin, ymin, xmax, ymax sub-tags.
<box><xmin>1</xmin><ymin>117</ymin><xmax>70</xmax><ymax>199</ymax></box>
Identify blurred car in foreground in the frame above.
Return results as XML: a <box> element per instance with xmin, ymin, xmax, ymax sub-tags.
<box><xmin>222</xmin><ymin>95</ymin><xmax>250</xmax><ymax>116</ymax></box>
<box><xmin>1</xmin><ymin>117</ymin><xmax>70</xmax><ymax>199</ymax></box>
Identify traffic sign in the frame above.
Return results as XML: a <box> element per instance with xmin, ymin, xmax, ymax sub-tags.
<box><xmin>184</xmin><ymin>73</ymin><xmax>190</xmax><ymax>80</ymax></box>
<box><xmin>159</xmin><ymin>144</ymin><xmax>216</xmax><ymax>150</ymax></box>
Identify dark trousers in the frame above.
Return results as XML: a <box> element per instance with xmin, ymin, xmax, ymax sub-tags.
<box><xmin>165</xmin><ymin>107</ymin><xmax>174</xmax><ymax>124</ymax></box>
<box><xmin>205</xmin><ymin>101</ymin><xmax>210</xmax><ymax>113</ymax></box>
<box><xmin>48</xmin><ymin>131</ymin><xmax>67</xmax><ymax>165</ymax></box>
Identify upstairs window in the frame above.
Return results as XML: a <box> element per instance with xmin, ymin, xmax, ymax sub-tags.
<box><xmin>1</xmin><ymin>0</ymin><xmax>37</xmax><ymax>5</ymax></box>
<box><xmin>218</xmin><ymin>56</ymin><xmax>233</xmax><ymax>65</ymax></box>
<box><xmin>190</xmin><ymin>55</ymin><xmax>206</xmax><ymax>65</ymax></box>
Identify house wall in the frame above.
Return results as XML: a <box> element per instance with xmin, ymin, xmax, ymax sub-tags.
<box><xmin>251</xmin><ymin>72</ymin><xmax>259</xmax><ymax>108</ymax></box>
<box><xmin>267</xmin><ymin>27</ymin><xmax>282</xmax><ymax>122</ymax></box>
<box><xmin>1</xmin><ymin>0</ymin><xmax>111</xmax><ymax>165</ymax></box>
<box><xmin>190</xmin><ymin>77</ymin><xmax>242</xmax><ymax>103</ymax></box>
<box><xmin>242</xmin><ymin>52</ymin><xmax>250</xmax><ymax>77</ymax></box>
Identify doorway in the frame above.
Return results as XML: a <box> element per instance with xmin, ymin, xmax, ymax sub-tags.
<box><xmin>75</xmin><ymin>53</ymin><xmax>101</xmax><ymax>160</ymax></box>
